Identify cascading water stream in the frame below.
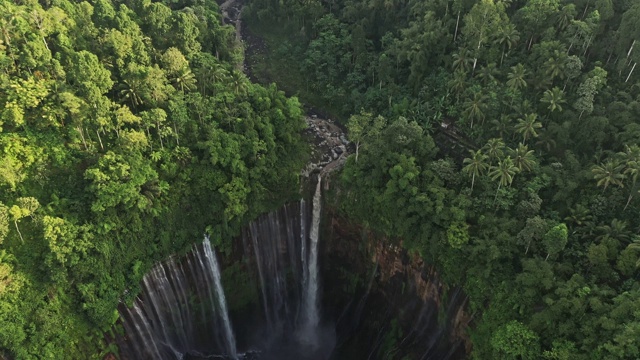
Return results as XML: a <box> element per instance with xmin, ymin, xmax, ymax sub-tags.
<box><xmin>203</xmin><ymin>237</ymin><xmax>238</xmax><ymax>359</ymax></box>
<box><xmin>302</xmin><ymin>176</ymin><xmax>322</xmax><ymax>335</ymax></box>
<box><xmin>119</xmin><ymin>237</ymin><xmax>239</xmax><ymax>359</ymax></box>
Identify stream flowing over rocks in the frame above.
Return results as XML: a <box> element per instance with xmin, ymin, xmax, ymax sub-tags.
<box><xmin>219</xmin><ymin>0</ymin><xmax>352</xmax><ymax>178</ymax></box>
<box><xmin>302</xmin><ymin>115</ymin><xmax>350</xmax><ymax>178</ymax></box>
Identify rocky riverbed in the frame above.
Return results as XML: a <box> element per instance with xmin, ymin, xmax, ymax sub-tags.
<box><xmin>219</xmin><ymin>0</ymin><xmax>352</xmax><ymax>179</ymax></box>
<box><xmin>302</xmin><ymin>115</ymin><xmax>351</xmax><ymax>178</ymax></box>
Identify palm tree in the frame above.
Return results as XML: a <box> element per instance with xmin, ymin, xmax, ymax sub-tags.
<box><xmin>592</xmin><ymin>160</ymin><xmax>626</xmax><ymax>192</ymax></box>
<box><xmin>511</xmin><ymin>99</ymin><xmax>533</xmax><ymax>118</ymax></box>
<box><xmin>595</xmin><ymin>219</ymin><xmax>631</xmax><ymax>244</ymax></box>
<box><xmin>490</xmin><ymin>115</ymin><xmax>513</xmax><ymax>139</ymax></box>
<box><xmin>544</xmin><ymin>50</ymin><xmax>567</xmax><ymax>82</ymax></box>
<box><xmin>507</xmin><ymin>64</ymin><xmax>527</xmax><ymax>92</ymax></box>
<box><xmin>494</xmin><ymin>23</ymin><xmax>520</xmax><ymax>66</ymax></box>
<box><xmin>463</xmin><ymin>150</ymin><xmax>489</xmax><ymax>190</ymax></box>
<box><xmin>535</xmin><ymin>129</ymin><xmax>557</xmax><ymax>153</ymax></box>
<box><xmin>509</xmin><ymin>143</ymin><xmax>536</xmax><ymax>172</ymax></box>
<box><xmin>118</xmin><ymin>79</ymin><xmax>144</xmax><ymax>110</ymax></box>
<box><xmin>564</xmin><ymin>204</ymin><xmax>593</xmax><ymax>228</ymax></box>
<box><xmin>483</xmin><ymin>138</ymin><xmax>505</xmax><ymax>164</ymax></box>
<box><xmin>541</xmin><ymin>87</ymin><xmax>566</xmax><ymax>113</ymax></box>
<box><xmin>476</xmin><ymin>63</ymin><xmax>498</xmax><ymax>84</ymax></box>
<box><xmin>462</xmin><ymin>90</ymin><xmax>487</xmax><ymax>128</ymax></box>
<box><xmin>489</xmin><ymin>156</ymin><xmax>519</xmax><ymax>202</ymax></box>
<box><xmin>556</xmin><ymin>4</ymin><xmax>576</xmax><ymax>32</ymax></box>
<box><xmin>448</xmin><ymin>69</ymin><xmax>467</xmax><ymax>100</ymax></box>
<box><xmin>172</xmin><ymin>68</ymin><xmax>196</xmax><ymax>93</ymax></box>
<box><xmin>452</xmin><ymin>48</ymin><xmax>473</xmax><ymax>73</ymax></box>
<box><xmin>625</xmin><ymin>236</ymin><xmax>640</xmax><ymax>269</ymax></box>
<box><xmin>515</xmin><ymin>113</ymin><xmax>542</xmax><ymax>142</ymax></box>
<box><xmin>229</xmin><ymin>70</ymin><xmax>247</xmax><ymax>95</ymax></box>
<box><xmin>620</xmin><ymin>145</ymin><xmax>640</xmax><ymax>210</ymax></box>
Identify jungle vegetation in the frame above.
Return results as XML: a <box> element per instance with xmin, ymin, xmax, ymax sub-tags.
<box><xmin>243</xmin><ymin>0</ymin><xmax>640</xmax><ymax>358</ymax></box>
<box><xmin>0</xmin><ymin>0</ymin><xmax>307</xmax><ymax>357</ymax></box>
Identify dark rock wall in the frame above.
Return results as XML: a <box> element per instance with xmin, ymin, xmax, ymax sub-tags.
<box><xmin>321</xmin><ymin>209</ymin><xmax>471</xmax><ymax>360</ymax></box>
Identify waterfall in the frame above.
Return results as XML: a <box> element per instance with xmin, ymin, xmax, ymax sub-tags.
<box><xmin>302</xmin><ymin>176</ymin><xmax>322</xmax><ymax>332</ymax></box>
<box><xmin>203</xmin><ymin>237</ymin><xmax>238</xmax><ymax>359</ymax></box>
<box><xmin>120</xmin><ymin>177</ymin><xmax>334</xmax><ymax>359</ymax></box>
<box><xmin>119</xmin><ymin>238</ymin><xmax>238</xmax><ymax>359</ymax></box>
<box><xmin>117</xmin><ymin>177</ymin><xmax>468</xmax><ymax>359</ymax></box>
<box><xmin>238</xmin><ymin>176</ymin><xmax>330</xmax><ymax>354</ymax></box>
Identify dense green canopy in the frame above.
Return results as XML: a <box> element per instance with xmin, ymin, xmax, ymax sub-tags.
<box><xmin>0</xmin><ymin>0</ymin><xmax>306</xmax><ymax>357</ymax></box>
<box><xmin>245</xmin><ymin>0</ymin><xmax>640</xmax><ymax>358</ymax></box>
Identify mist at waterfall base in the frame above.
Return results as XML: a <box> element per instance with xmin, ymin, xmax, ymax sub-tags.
<box><xmin>117</xmin><ymin>178</ymin><xmax>465</xmax><ymax>360</ymax></box>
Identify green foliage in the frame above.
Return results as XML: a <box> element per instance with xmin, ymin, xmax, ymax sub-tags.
<box><xmin>446</xmin><ymin>221</ymin><xmax>470</xmax><ymax>249</ymax></box>
<box><xmin>0</xmin><ymin>0</ymin><xmax>307</xmax><ymax>357</ymax></box>
<box><xmin>244</xmin><ymin>0</ymin><xmax>640</xmax><ymax>358</ymax></box>
<box><xmin>543</xmin><ymin>223</ymin><xmax>568</xmax><ymax>260</ymax></box>
<box><xmin>491</xmin><ymin>320</ymin><xmax>541</xmax><ymax>360</ymax></box>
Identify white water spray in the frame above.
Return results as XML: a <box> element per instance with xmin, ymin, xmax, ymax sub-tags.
<box><xmin>302</xmin><ymin>176</ymin><xmax>322</xmax><ymax>332</ymax></box>
<box><xmin>203</xmin><ymin>237</ymin><xmax>238</xmax><ymax>359</ymax></box>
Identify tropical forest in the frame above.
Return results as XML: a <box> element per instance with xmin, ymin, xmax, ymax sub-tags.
<box><xmin>0</xmin><ymin>0</ymin><xmax>639</xmax><ymax>359</ymax></box>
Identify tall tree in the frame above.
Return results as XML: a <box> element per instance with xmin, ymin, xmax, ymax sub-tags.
<box><xmin>515</xmin><ymin>113</ymin><xmax>542</xmax><ymax>143</ymax></box>
<box><xmin>346</xmin><ymin>110</ymin><xmax>386</xmax><ymax>162</ymax></box>
<box><xmin>483</xmin><ymin>138</ymin><xmax>506</xmax><ymax>164</ymax></box>
<box><xmin>462</xmin><ymin>90</ymin><xmax>488</xmax><ymax>128</ymax></box>
<box><xmin>507</xmin><ymin>64</ymin><xmax>528</xmax><ymax>91</ymax></box>
<box><xmin>616</xmin><ymin>145</ymin><xmax>640</xmax><ymax>210</ymax></box>
<box><xmin>461</xmin><ymin>0</ymin><xmax>508</xmax><ymax>72</ymax></box>
<box><xmin>510</xmin><ymin>143</ymin><xmax>537</xmax><ymax>172</ymax></box>
<box><xmin>540</xmin><ymin>87</ymin><xmax>566</xmax><ymax>113</ymax></box>
<box><xmin>463</xmin><ymin>149</ymin><xmax>489</xmax><ymax>190</ymax></box>
<box><xmin>592</xmin><ymin>160</ymin><xmax>625</xmax><ymax>192</ymax></box>
<box><xmin>489</xmin><ymin>155</ymin><xmax>519</xmax><ymax>202</ymax></box>
<box><xmin>494</xmin><ymin>23</ymin><xmax>520</xmax><ymax>66</ymax></box>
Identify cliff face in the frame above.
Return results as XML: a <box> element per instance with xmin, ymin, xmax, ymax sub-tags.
<box><xmin>321</xmin><ymin>209</ymin><xmax>471</xmax><ymax>359</ymax></box>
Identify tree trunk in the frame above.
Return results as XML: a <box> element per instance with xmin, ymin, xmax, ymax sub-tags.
<box><xmin>625</xmin><ymin>62</ymin><xmax>636</xmax><ymax>83</ymax></box>
<box><xmin>96</xmin><ymin>129</ymin><xmax>104</xmax><ymax>151</ymax></box>
<box><xmin>471</xmin><ymin>172</ymin><xmax>475</xmax><ymax>191</ymax></box>
<box><xmin>355</xmin><ymin>141</ymin><xmax>360</xmax><ymax>162</ymax></box>
<box><xmin>582</xmin><ymin>35</ymin><xmax>592</xmax><ymax>57</ymax></box>
<box><xmin>157</xmin><ymin>121</ymin><xmax>164</xmax><ymax>149</ymax></box>
<box><xmin>581</xmin><ymin>1</ymin><xmax>589</xmax><ymax>19</ymax></box>
<box><xmin>454</xmin><ymin>11</ymin><xmax>460</xmax><ymax>42</ymax></box>
<box><xmin>145</xmin><ymin>126</ymin><xmax>152</xmax><ymax>151</ymax></box>
<box><xmin>493</xmin><ymin>183</ymin><xmax>501</xmax><ymax>205</ymax></box>
<box><xmin>77</xmin><ymin>126</ymin><xmax>88</xmax><ymax>150</ymax></box>
<box><xmin>42</xmin><ymin>36</ymin><xmax>50</xmax><ymax>52</ymax></box>
<box><xmin>174</xmin><ymin>122</ymin><xmax>180</xmax><ymax>146</ymax></box>
<box><xmin>624</xmin><ymin>193</ymin><xmax>634</xmax><ymax>211</ymax></box>
<box><xmin>627</xmin><ymin>40</ymin><xmax>635</xmax><ymax>60</ymax></box>
<box><xmin>14</xmin><ymin>221</ymin><xmax>23</xmax><ymax>243</ymax></box>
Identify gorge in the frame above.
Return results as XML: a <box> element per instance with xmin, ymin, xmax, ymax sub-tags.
<box><xmin>116</xmin><ymin>2</ymin><xmax>469</xmax><ymax>357</ymax></box>
<box><xmin>117</xmin><ymin>173</ymin><xmax>469</xmax><ymax>359</ymax></box>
